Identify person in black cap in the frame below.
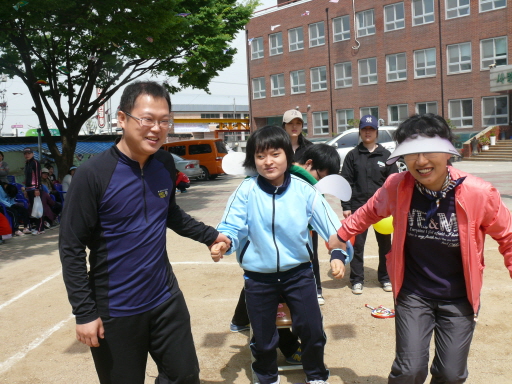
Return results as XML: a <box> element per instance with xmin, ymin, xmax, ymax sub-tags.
<box><xmin>340</xmin><ymin>115</ymin><xmax>398</xmax><ymax>294</ymax></box>
<box><xmin>22</xmin><ymin>147</ymin><xmax>44</xmax><ymax>235</ymax></box>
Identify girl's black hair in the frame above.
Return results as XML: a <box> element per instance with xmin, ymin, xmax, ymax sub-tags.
<box><xmin>282</xmin><ymin>121</ymin><xmax>308</xmax><ymax>147</ymax></box>
<box><xmin>119</xmin><ymin>81</ymin><xmax>172</xmax><ymax>114</ymax></box>
<box><xmin>394</xmin><ymin>113</ymin><xmax>454</xmax><ymax>144</ymax></box>
<box><xmin>243</xmin><ymin>126</ymin><xmax>294</xmax><ymax>171</ymax></box>
<box><xmin>296</xmin><ymin>144</ymin><xmax>340</xmax><ymax>175</ymax></box>
<box><xmin>4</xmin><ymin>183</ymin><xmax>18</xmax><ymax>198</ymax></box>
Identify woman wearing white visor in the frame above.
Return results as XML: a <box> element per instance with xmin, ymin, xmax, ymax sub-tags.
<box><xmin>329</xmin><ymin>113</ymin><xmax>512</xmax><ymax>383</ymax></box>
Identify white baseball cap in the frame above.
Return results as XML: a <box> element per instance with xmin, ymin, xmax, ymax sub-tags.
<box><xmin>387</xmin><ymin>134</ymin><xmax>460</xmax><ymax>165</ymax></box>
<box><xmin>283</xmin><ymin>110</ymin><xmax>304</xmax><ymax>124</ymax></box>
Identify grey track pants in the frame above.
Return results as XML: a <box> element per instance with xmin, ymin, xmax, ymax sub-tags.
<box><xmin>388</xmin><ymin>290</ymin><xmax>476</xmax><ymax>384</ymax></box>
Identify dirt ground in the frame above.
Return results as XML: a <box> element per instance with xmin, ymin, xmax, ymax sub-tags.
<box><xmin>1</xmin><ymin>162</ymin><xmax>511</xmax><ymax>383</ymax></box>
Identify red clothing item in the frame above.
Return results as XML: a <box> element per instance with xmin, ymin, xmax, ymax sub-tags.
<box><xmin>337</xmin><ymin>166</ymin><xmax>512</xmax><ymax>315</ymax></box>
<box><xmin>176</xmin><ymin>172</ymin><xmax>190</xmax><ymax>185</ymax></box>
<box><xmin>0</xmin><ymin>213</ymin><xmax>11</xmax><ymax>236</ymax></box>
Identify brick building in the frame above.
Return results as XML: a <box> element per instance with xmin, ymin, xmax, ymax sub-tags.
<box><xmin>246</xmin><ymin>0</ymin><xmax>511</xmax><ymax>140</ymax></box>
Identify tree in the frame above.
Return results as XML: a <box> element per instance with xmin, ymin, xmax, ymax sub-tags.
<box><xmin>0</xmin><ymin>0</ymin><xmax>256</xmax><ymax>174</ymax></box>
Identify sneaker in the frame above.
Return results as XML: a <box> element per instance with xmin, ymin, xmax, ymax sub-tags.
<box><xmin>285</xmin><ymin>346</ymin><xmax>302</xmax><ymax>365</ymax></box>
<box><xmin>44</xmin><ymin>221</ymin><xmax>51</xmax><ymax>229</ymax></box>
<box><xmin>382</xmin><ymin>282</ymin><xmax>393</xmax><ymax>292</ymax></box>
<box><xmin>229</xmin><ymin>322</ymin><xmax>250</xmax><ymax>332</ymax></box>
<box><xmin>31</xmin><ymin>230</ymin><xmax>45</xmax><ymax>236</ymax></box>
<box><xmin>22</xmin><ymin>228</ymin><xmax>31</xmax><ymax>234</ymax></box>
<box><xmin>15</xmin><ymin>230</ymin><xmax>24</xmax><ymax>236</ymax></box>
<box><xmin>306</xmin><ymin>380</ymin><xmax>329</xmax><ymax>384</ymax></box>
<box><xmin>351</xmin><ymin>283</ymin><xmax>363</xmax><ymax>295</ymax></box>
<box><xmin>317</xmin><ymin>294</ymin><xmax>325</xmax><ymax>306</ymax></box>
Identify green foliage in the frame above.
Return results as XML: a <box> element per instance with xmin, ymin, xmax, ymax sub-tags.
<box><xmin>0</xmin><ymin>0</ymin><xmax>256</xmax><ymax>172</ymax></box>
<box><xmin>489</xmin><ymin>126</ymin><xmax>498</xmax><ymax>136</ymax></box>
<box><xmin>478</xmin><ymin>135</ymin><xmax>490</xmax><ymax>145</ymax></box>
<box><xmin>347</xmin><ymin>118</ymin><xmax>359</xmax><ymax>128</ymax></box>
<box><xmin>445</xmin><ymin>119</ymin><xmax>457</xmax><ymax>130</ymax></box>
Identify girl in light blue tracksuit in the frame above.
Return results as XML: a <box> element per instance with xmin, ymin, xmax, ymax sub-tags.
<box><xmin>212</xmin><ymin>126</ymin><xmax>352</xmax><ymax>384</ymax></box>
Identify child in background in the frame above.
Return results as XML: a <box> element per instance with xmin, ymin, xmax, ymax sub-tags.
<box><xmin>211</xmin><ymin>126</ymin><xmax>351</xmax><ymax>384</ymax></box>
<box><xmin>175</xmin><ymin>170</ymin><xmax>190</xmax><ymax>193</ymax></box>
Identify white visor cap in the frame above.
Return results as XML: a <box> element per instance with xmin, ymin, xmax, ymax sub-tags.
<box><xmin>387</xmin><ymin>134</ymin><xmax>460</xmax><ymax>165</ymax></box>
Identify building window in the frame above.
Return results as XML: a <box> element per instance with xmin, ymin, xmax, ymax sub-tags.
<box><xmin>311</xmin><ymin>66</ymin><xmax>327</xmax><ymax>91</ymax></box>
<box><xmin>290</xmin><ymin>70</ymin><xmax>306</xmax><ymax>94</ymax></box>
<box><xmin>480</xmin><ymin>0</ymin><xmax>507</xmax><ymax>12</ymax></box>
<box><xmin>388</xmin><ymin>104</ymin><xmax>408</xmax><ymax>125</ymax></box>
<box><xmin>309</xmin><ymin>22</ymin><xmax>325</xmax><ymax>47</ymax></box>
<box><xmin>336</xmin><ymin>109</ymin><xmax>355</xmax><ymax>133</ymax></box>
<box><xmin>313</xmin><ymin>111</ymin><xmax>329</xmax><ymax>135</ymax></box>
<box><xmin>482</xmin><ymin>96</ymin><xmax>508</xmax><ymax>125</ymax></box>
<box><xmin>334</xmin><ymin>62</ymin><xmax>352</xmax><ymax>88</ymax></box>
<box><xmin>449</xmin><ymin>99</ymin><xmax>473</xmax><ymax>127</ymax></box>
<box><xmin>356</xmin><ymin>9</ymin><xmax>375</xmax><ymax>37</ymax></box>
<box><xmin>252</xmin><ymin>77</ymin><xmax>266</xmax><ymax>99</ymax></box>
<box><xmin>359</xmin><ymin>58</ymin><xmax>378</xmax><ymax>85</ymax></box>
<box><xmin>481</xmin><ymin>36</ymin><xmax>508</xmax><ymax>69</ymax></box>
<box><xmin>289</xmin><ymin>27</ymin><xmax>304</xmax><ymax>51</ymax></box>
<box><xmin>384</xmin><ymin>2</ymin><xmax>405</xmax><ymax>31</ymax></box>
<box><xmin>416</xmin><ymin>101</ymin><xmax>438</xmax><ymax>115</ymax></box>
<box><xmin>387</xmin><ymin>53</ymin><xmax>407</xmax><ymax>82</ymax></box>
<box><xmin>270</xmin><ymin>74</ymin><xmax>285</xmax><ymax>97</ymax></box>
<box><xmin>200</xmin><ymin>113</ymin><xmax>220</xmax><ymax>119</ymax></box>
<box><xmin>223</xmin><ymin>113</ymin><xmax>243</xmax><ymax>119</ymax></box>
<box><xmin>360</xmin><ymin>107</ymin><xmax>379</xmax><ymax>120</ymax></box>
<box><xmin>446</xmin><ymin>0</ymin><xmax>470</xmax><ymax>19</ymax></box>
<box><xmin>447</xmin><ymin>42</ymin><xmax>472</xmax><ymax>74</ymax></box>
<box><xmin>414</xmin><ymin>48</ymin><xmax>437</xmax><ymax>78</ymax></box>
<box><xmin>251</xmin><ymin>37</ymin><xmax>263</xmax><ymax>60</ymax></box>
<box><xmin>333</xmin><ymin>15</ymin><xmax>350</xmax><ymax>42</ymax></box>
<box><xmin>412</xmin><ymin>0</ymin><xmax>435</xmax><ymax>25</ymax></box>
<box><xmin>269</xmin><ymin>32</ymin><xmax>283</xmax><ymax>56</ymax></box>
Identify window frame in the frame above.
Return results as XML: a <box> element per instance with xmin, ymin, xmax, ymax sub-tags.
<box><xmin>388</xmin><ymin>104</ymin><xmax>409</xmax><ymax>125</ymax></box>
<box><xmin>333</xmin><ymin>15</ymin><xmax>350</xmax><ymax>42</ymax></box>
<box><xmin>309</xmin><ymin>22</ymin><xmax>325</xmax><ymax>47</ymax></box>
<box><xmin>334</xmin><ymin>61</ymin><xmax>353</xmax><ymax>88</ymax></box>
<box><xmin>447</xmin><ymin>42</ymin><xmax>472</xmax><ymax>74</ymax></box>
<box><xmin>414</xmin><ymin>48</ymin><xmax>437</xmax><ymax>78</ymax></box>
<box><xmin>270</xmin><ymin>73</ymin><xmax>285</xmax><ymax>97</ymax></box>
<box><xmin>358</xmin><ymin>57</ymin><xmax>378</xmax><ymax>85</ymax></box>
<box><xmin>310</xmin><ymin>66</ymin><xmax>328</xmax><ymax>92</ymax></box>
<box><xmin>356</xmin><ymin>9</ymin><xmax>376</xmax><ymax>37</ymax></box>
<box><xmin>269</xmin><ymin>32</ymin><xmax>283</xmax><ymax>56</ymax></box>
<box><xmin>386</xmin><ymin>52</ymin><xmax>407</xmax><ymax>82</ymax></box>
<box><xmin>480</xmin><ymin>36</ymin><xmax>508</xmax><ymax>69</ymax></box>
<box><xmin>445</xmin><ymin>0</ymin><xmax>470</xmax><ymax>19</ymax></box>
<box><xmin>482</xmin><ymin>95</ymin><xmax>509</xmax><ymax>125</ymax></box>
<box><xmin>252</xmin><ymin>77</ymin><xmax>266</xmax><ymax>99</ymax></box>
<box><xmin>384</xmin><ymin>2</ymin><xmax>405</xmax><ymax>32</ymax></box>
<box><xmin>313</xmin><ymin>111</ymin><xmax>330</xmax><ymax>135</ymax></box>
<box><xmin>336</xmin><ymin>109</ymin><xmax>355</xmax><ymax>133</ymax></box>
<box><xmin>360</xmin><ymin>107</ymin><xmax>379</xmax><ymax>120</ymax></box>
<box><xmin>290</xmin><ymin>70</ymin><xmax>306</xmax><ymax>94</ymax></box>
<box><xmin>448</xmin><ymin>98</ymin><xmax>473</xmax><ymax>127</ymax></box>
<box><xmin>288</xmin><ymin>27</ymin><xmax>304</xmax><ymax>52</ymax></box>
<box><xmin>479</xmin><ymin>0</ymin><xmax>507</xmax><ymax>12</ymax></box>
<box><xmin>416</xmin><ymin>101</ymin><xmax>438</xmax><ymax>115</ymax></box>
<box><xmin>251</xmin><ymin>37</ymin><xmax>264</xmax><ymax>60</ymax></box>
<box><xmin>412</xmin><ymin>0</ymin><xmax>435</xmax><ymax>26</ymax></box>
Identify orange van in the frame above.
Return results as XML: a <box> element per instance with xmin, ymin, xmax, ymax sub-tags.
<box><xmin>162</xmin><ymin>139</ymin><xmax>228</xmax><ymax>180</ymax></box>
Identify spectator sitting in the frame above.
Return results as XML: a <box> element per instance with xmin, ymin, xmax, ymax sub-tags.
<box><xmin>0</xmin><ymin>151</ymin><xmax>10</xmax><ymax>184</ymax></box>
<box><xmin>41</xmin><ymin>189</ymin><xmax>61</xmax><ymax>228</ymax></box>
<box><xmin>176</xmin><ymin>170</ymin><xmax>190</xmax><ymax>193</ymax></box>
<box><xmin>61</xmin><ymin>165</ymin><xmax>77</xmax><ymax>192</ymax></box>
<box><xmin>41</xmin><ymin>167</ymin><xmax>62</xmax><ymax>202</ymax></box>
<box><xmin>47</xmin><ymin>165</ymin><xmax>58</xmax><ymax>183</ymax></box>
<box><xmin>0</xmin><ymin>182</ymin><xmax>32</xmax><ymax>236</ymax></box>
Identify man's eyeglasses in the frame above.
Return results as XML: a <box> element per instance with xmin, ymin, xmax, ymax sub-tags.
<box><xmin>122</xmin><ymin>111</ymin><xmax>172</xmax><ymax>129</ymax></box>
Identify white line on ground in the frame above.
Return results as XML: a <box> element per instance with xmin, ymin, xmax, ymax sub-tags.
<box><xmin>0</xmin><ymin>314</ymin><xmax>73</xmax><ymax>375</ymax></box>
<box><xmin>0</xmin><ymin>269</ymin><xmax>62</xmax><ymax>312</ymax></box>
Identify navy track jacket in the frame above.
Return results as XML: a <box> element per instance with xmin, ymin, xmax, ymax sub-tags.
<box><xmin>59</xmin><ymin>146</ymin><xmax>218</xmax><ymax>324</ymax></box>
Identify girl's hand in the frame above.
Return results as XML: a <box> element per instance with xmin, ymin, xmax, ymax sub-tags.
<box><xmin>210</xmin><ymin>241</ymin><xmax>229</xmax><ymax>262</ymax></box>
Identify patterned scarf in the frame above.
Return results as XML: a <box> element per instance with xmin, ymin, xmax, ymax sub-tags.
<box><xmin>414</xmin><ymin>169</ymin><xmax>466</xmax><ymax>221</ymax></box>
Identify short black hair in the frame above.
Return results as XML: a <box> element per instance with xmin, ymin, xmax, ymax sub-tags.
<box><xmin>394</xmin><ymin>113</ymin><xmax>454</xmax><ymax>144</ymax></box>
<box><xmin>243</xmin><ymin>126</ymin><xmax>294</xmax><ymax>171</ymax></box>
<box><xmin>119</xmin><ymin>81</ymin><xmax>172</xmax><ymax>114</ymax></box>
<box><xmin>4</xmin><ymin>183</ymin><xmax>17</xmax><ymax>198</ymax></box>
<box><xmin>296</xmin><ymin>144</ymin><xmax>340</xmax><ymax>175</ymax></box>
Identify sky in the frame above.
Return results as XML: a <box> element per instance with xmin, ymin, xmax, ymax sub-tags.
<box><xmin>0</xmin><ymin>0</ymin><xmax>277</xmax><ymax>136</ymax></box>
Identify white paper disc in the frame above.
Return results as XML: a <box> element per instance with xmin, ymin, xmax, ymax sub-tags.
<box><xmin>315</xmin><ymin>174</ymin><xmax>352</xmax><ymax>201</ymax></box>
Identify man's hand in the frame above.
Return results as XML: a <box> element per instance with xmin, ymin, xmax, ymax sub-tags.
<box><xmin>210</xmin><ymin>241</ymin><xmax>229</xmax><ymax>262</ymax></box>
<box><xmin>343</xmin><ymin>210</ymin><xmax>351</xmax><ymax>219</ymax></box>
<box><xmin>330</xmin><ymin>259</ymin><xmax>345</xmax><ymax>279</ymax></box>
<box><xmin>76</xmin><ymin>318</ymin><xmax>104</xmax><ymax>347</ymax></box>
<box><xmin>329</xmin><ymin>233</ymin><xmax>347</xmax><ymax>251</ymax></box>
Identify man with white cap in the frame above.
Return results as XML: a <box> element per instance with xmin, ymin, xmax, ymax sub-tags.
<box><xmin>340</xmin><ymin>115</ymin><xmax>397</xmax><ymax>294</ymax></box>
<box><xmin>329</xmin><ymin>113</ymin><xmax>512</xmax><ymax>383</ymax></box>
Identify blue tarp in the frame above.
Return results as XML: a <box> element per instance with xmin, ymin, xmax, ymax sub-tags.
<box><xmin>0</xmin><ymin>142</ymin><xmax>114</xmax><ymax>155</ymax></box>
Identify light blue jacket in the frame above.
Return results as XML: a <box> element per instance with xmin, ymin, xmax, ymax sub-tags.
<box><xmin>0</xmin><ymin>186</ymin><xmax>16</xmax><ymax>207</ymax></box>
<box><xmin>217</xmin><ymin>172</ymin><xmax>351</xmax><ymax>274</ymax></box>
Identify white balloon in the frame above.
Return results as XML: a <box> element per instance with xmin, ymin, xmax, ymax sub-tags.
<box><xmin>315</xmin><ymin>174</ymin><xmax>352</xmax><ymax>201</ymax></box>
<box><xmin>221</xmin><ymin>152</ymin><xmax>257</xmax><ymax>176</ymax></box>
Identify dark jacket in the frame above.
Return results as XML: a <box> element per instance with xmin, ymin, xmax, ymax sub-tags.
<box><xmin>59</xmin><ymin>146</ymin><xmax>219</xmax><ymax>324</ymax></box>
<box><xmin>24</xmin><ymin>157</ymin><xmax>41</xmax><ymax>191</ymax></box>
<box><xmin>293</xmin><ymin>136</ymin><xmax>313</xmax><ymax>162</ymax></box>
<box><xmin>341</xmin><ymin>143</ymin><xmax>398</xmax><ymax>212</ymax></box>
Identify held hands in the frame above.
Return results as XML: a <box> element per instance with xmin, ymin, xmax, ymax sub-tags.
<box><xmin>343</xmin><ymin>210</ymin><xmax>352</xmax><ymax>219</ymax></box>
<box><xmin>210</xmin><ymin>241</ymin><xmax>229</xmax><ymax>262</ymax></box>
<box><xmin>330</xmin><ymin>259</ymin><xmax>346</xmax><ymax>279</ymax></box>
<box><xmin>76</xmin><ymin>318</ymin><xmax>104</xmax><ymax>347</ymax></box>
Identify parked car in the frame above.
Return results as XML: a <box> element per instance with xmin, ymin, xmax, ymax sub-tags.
<box><xmin>162</xmin><ymin>139</ymin><xmax>228</xmax><ymax>180</ymax></box>
<box><xmin>171</xmin><ymin>153</ymin><xmax>202</xmax><ymax>180</ymax></box>
<box><xmin>325</xmin><ymin>126</ymin><xmax>407</xmax><ymax>172</ymax></box>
